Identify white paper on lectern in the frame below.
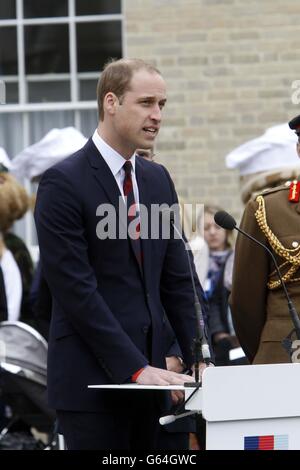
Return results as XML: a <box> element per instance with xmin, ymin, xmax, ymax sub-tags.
<box><xmin>88</xmin><ymin>384</ymin><xmax>187</xmax><ymax>390</ymax></box>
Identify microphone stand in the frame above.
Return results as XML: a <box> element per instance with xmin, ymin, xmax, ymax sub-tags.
<box><xmin>170</xmin><ymin>219</ymin><xmax>211</xmax><ymax>382</ymax></box>
<box><xmin>159</xmin><ymin>209</ymin><xmax>211</xmax><ymax>426</ymax></box>
<box><xmin>159</xmin><ymin>385</ymin><xmax>202</xmax><ymax>426</ymax></box>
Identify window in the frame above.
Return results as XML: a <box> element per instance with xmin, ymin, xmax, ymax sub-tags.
<box><xmin>77</xmin><ymin>21</ymin><xmax>122</xmax><ymax>72</ymax></box>
<box><xmin>0</xmin><ymin>0</ymin><xmax>16</xmax><ymax>20</ymax></box>
<box><xmin>76</xmin><ymin>0</ymin><xmax>121</xmax><ymax>16</ymax></box>
<box><xmin>23</xmin><ymin>0</ymin><xmax>68</xmax><ymax>18</ymax></box>
<box><xmin>0</xmin><ymin>27</ymin><xmax>18</xmax><ymax>74</ymax></box>
<box><xmin>25</xmin><ymin>24</ymin><xmax>70</xmax><ymax>75</ymax></box>
<box><xmin>0</xmin><ymin>0</ymin><xmax>123</xmax><ymax>258</ymax></box>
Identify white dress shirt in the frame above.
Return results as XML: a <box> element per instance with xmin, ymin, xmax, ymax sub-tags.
<box><xmin>92</xmin><ymin>130</ymin><xmax>140</xmax><ymax>209</ymax></box>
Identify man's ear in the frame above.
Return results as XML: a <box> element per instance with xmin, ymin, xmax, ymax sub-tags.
<box><xmin>297</xmin><ymin>142</ymin><xmax>300</xmax><ymax>158</ymax></box>
<box><xmin>103</xmin><ymin>92</ymin><xmax>118</xmax><ymax>116</ymax></box>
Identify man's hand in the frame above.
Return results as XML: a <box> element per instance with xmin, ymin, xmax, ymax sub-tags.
<box><xmin>166</xmin><ymin>356</ymin><xmax>184</xmax><ymax>373</ymax></box>
<box><xmin>136</xmin><ymin>365</ymin><xmax>194</xmax><ymax>386</ymax></box>
<box><xmin>170</xmin><ymin>389</ymin><xmax>184</xmax><ymax>405</ymax></box>
<box><xmin>165</xmin><ymin>356</ymin><xmax>186</xmax><ymax>404</ymax></box>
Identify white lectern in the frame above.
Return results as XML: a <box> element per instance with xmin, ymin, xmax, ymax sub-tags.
<box><xmin>89</xmin><ymin>363</ymin><xmax>300</xmax><ymax>450</ymax></box>
<box><xmin>185</xmin><ymin>363</ymin><xmax>300</xmax><ymax>450</ymax></box>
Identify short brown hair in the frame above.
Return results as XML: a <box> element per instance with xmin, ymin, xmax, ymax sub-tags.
<box><xmin>96</xmin><ymin>58</ymin><xmax>161</xmax><ymax>121</ymax></box>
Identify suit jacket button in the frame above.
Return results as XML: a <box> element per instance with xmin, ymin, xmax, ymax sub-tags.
<box><xmin>142</xmin><ymin>326</ymin><xmax>149</xmax><ymax>334</ymax></box>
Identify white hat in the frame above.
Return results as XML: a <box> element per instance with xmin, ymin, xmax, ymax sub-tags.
<box><xmin>0</xmin><ymin>147</ymin><xmax>12</xmax><ymax>170</ymax></box>
<box><xmin>11</xmin><ymin>127</ymin><xmax>88</xmax><ymax>181</ymax></box>
<box><xmin>225</xmin><ymin>123</ymin><xmax>300</xmax><ymax>175</ymax></box>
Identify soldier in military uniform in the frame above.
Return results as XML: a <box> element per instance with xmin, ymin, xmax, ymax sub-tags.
<box><xmin>230</xmin><ymin>115</ymin><xmax>300</xmax><ymax>364</ymax></box>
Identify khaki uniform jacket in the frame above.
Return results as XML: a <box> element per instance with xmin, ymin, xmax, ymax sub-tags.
<box><xmin>230</xmin><ymin>185</ymin><xmax>300</xmax><ymax>364</ymax></box>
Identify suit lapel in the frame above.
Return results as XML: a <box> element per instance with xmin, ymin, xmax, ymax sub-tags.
<box><xmin>85</xmin><ymin>139</ymin><xmax>127</xmax><ymax>236</ymax></box>
<box><xmin>85</xmin><ymin>139</ymin><xmax>122</xmax><ymax>207</ymax></box>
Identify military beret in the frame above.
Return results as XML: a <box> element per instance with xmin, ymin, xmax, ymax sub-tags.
<box><xmin>288</xmin><ymin>114</ymin><xmax>300</xmax><ymax>132</ymax></box>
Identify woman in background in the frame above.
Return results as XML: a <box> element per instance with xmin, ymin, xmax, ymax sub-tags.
<box><xmin>0</xmin><ymin>169</ymin><xmax>30</xmax><ymax>322</ymax></box>
<box><xmin>203</xmin><ymin>205</ymin><xmax>241</xmax><ymax>365</ymax></box>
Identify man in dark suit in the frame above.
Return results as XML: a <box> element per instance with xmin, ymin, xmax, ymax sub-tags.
<box><xmin>34</xmin><ymin>58</ymin><xmax>208</xmax><ymax>450</ymax></box>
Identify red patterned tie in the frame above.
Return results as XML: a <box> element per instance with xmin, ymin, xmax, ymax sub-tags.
<box><xmin>123</xmin><ymin>161</ymin><xmax>143</xmax><ymax>271</ymax></box>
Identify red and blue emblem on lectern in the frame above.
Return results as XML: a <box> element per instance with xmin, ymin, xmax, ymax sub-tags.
<box><xmin>244</xmin><ymin>434</ymin><xmax>289</xmax><ymax>450</ymax></box>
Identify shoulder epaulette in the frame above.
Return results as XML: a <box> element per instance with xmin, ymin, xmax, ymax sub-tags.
<box><xmin>257</xmin><ymin>183</ymin><xmax>290</xmax><ymax>197</ymax></box>
<box><xmin>249</xmin><ymin>184</ymin><xmax>288</xmax><ymax>202</ymax></box>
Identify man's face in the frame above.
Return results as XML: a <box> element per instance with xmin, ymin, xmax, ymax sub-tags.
<box><xmin>109</xmin><ymin>69</ymin><xmax>167</xmax><ymax>158</ymax></box>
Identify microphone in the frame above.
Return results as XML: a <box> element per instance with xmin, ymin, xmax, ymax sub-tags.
<box><xmin>214</xmin><ymin>210</ymin><xmax>236</xmax><ymax>231</ymax></box>
<box><xmin>214</xmin><ymin>210</ymin><xmax>300</xmax><ymax>349</ymax></box>
<box><xmin>159</xmin><ymin>410</ymin><xmax>199</xmax><ymax>425</ymax></box>
<box><xmin>160</xmin><ymin>208</ymin><xmax>211</xmax><ymax>382</ymax></box>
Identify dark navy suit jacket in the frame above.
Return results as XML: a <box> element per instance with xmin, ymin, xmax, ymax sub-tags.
<box><xmin>34</xmin><ymin>138</ymin><xmax>204</xmax><ymax>412</ymax></box>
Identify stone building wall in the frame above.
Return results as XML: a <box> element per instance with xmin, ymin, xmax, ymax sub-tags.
<box><xmin>124</xmin><ymin>0</ymin><xmax>300</xmax><ymax>220</ymax></box>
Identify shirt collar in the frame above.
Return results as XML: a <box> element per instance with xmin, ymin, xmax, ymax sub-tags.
<box><xmin>92</xmin><ymin>129</ymin><xmax>136</xmax><ymax>176</ymax></box>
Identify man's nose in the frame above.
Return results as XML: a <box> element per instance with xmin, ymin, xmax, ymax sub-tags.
<box><xmin>150</xmin><ymin>104</ymin><xmax>162</xmax><ymax>122</ymax></box>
